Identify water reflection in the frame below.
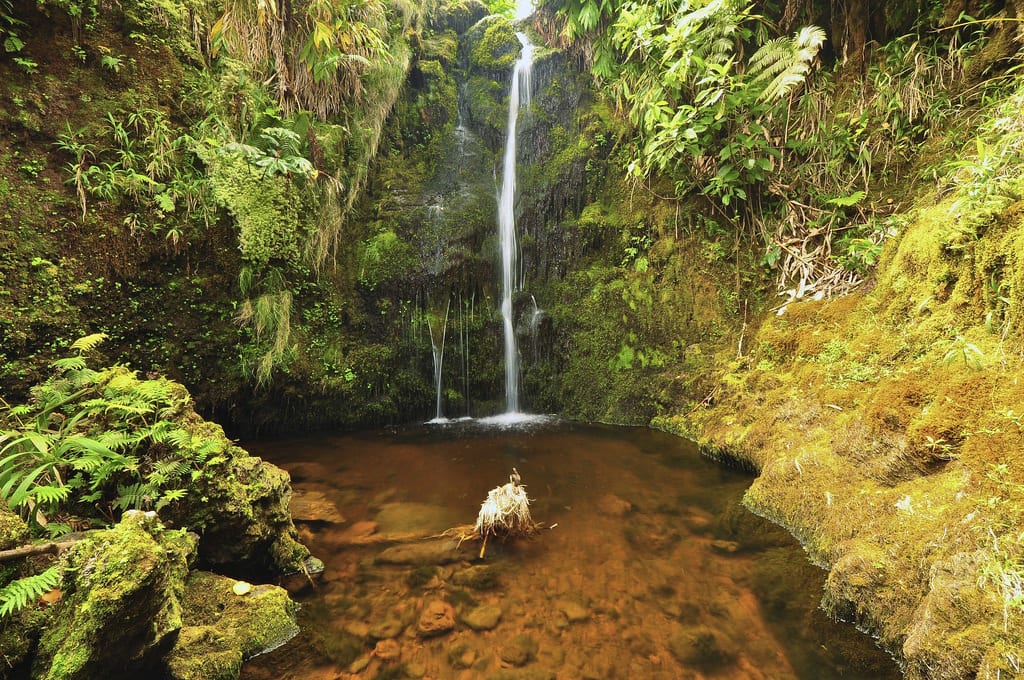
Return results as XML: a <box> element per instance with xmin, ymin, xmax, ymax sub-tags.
<box><xmin>242</xmin><ymin>423</ymin><xmax>899</xmax><ymax>679</ymax></box>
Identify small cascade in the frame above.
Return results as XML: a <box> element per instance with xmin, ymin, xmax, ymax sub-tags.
<box><xmin>426</xmin><ymin>297</ymin><xmax>452</xmax><ymax>423</ymax></box>
<box><xmin>496</xmin><ymin>29</ymin><xmax>535</xmax><ymax>415</ymax></box>
<box><xmin>528</xmin><ymin>295</ymin><xmax>546</xmax><ymax>362</ymax></box>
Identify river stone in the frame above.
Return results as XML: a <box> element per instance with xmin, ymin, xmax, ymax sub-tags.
<box><xmin>417</xmin><ymin>600</ymin><xmax>455</xmax><ymax>637</ymax></box>
<box><xmin>374</xmin><ymin>638</ymin><xmax>401</xmax><ymax>662</ymax></box>
<box><xmin>463</xmin><ymin>604</ymin><xmax>503</xmax><ymax>630</ymax></box>
<box><xmin>710</xmin><ymin>539</ymin><xmax>741</xmax><ymax>554</ymax></box>
<box><xmin>667</xmin><ymin>624</ymin><xmax>737</xmax><ymax>669</ymax></box>
<box><xmin>375</xmin><ymin>538</ymin><xmax>465</xmax><ymax>565</ymax></box>
<box><xmin>374</xmin><ymin>502</ymin><xmax>459</xmax><ymax>534</ymax></box>
<box><xmin>499</xmin><ymin>633</ymin><xmax>538</xmax><ymax>666</ymax></box>
<box><xmin>289</xmin><ymin>489</ymin><xmax>345</xmax><ymax>523</ymax></box>
<box><xmin>556</xmin><ymin>600</ymin><xmax>589</xmax><ymax>623</ymax></box>
<box><xmin>597</xmin><ymin>493</ymin><xmax>632</xmax><ymax>517</ymax></box>
<box><xmin>448</xmin><ymin>641</ymin><xmax>479</xmax><ymax>669</ymax></box>
<box><xmin>369</xmin><ymin>617</ymin><xmax>406</xmax><ymax>640</ymax></box>
<box><xmin>452</xmin><ymin>564</ymin><xmax>501</xmax><ymax>589</ymax></box>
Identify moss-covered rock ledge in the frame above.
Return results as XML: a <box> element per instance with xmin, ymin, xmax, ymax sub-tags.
<box><xmin>655</xmin><ymin>193</ymin><xmax>1024</xmax><ymax>679</ymax></box>
<box><xmin>0</xmin><ymin>340</ymin><xmax>310</xmax><ymax>678</ymax></box>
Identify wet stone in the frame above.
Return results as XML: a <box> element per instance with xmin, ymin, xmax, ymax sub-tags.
<box><xmin>375</xmin><ymin>502</ymin><xmax>460</xmax><ymax>534</ymax></box>
<box><xmin>556</xmin><ymin>600</ymin><xmax>589</xmax><ymax>623</ymax></box>
<box><xmin>369</xmin><ymin>617</ymin><xmax>405</xmax><ymax>640</ymax></box>
<box><xmin>373</xmin><ymin>638</ymin><xmax>401</xmax><ymax>661</ymax></box>
<box><xmin>290</xmin><ymin>489</ymin><xmax>345</xmax><ymax>523</ymax></box>
<box><xmin>417</xmin><ymin>600</ymin><xmax>455</xmax><ymax>637</ymax></box>
<box><xmin>463</xmin><ymin>603</ymin><xmax>503</xmax><ymax>631</ymax></box>
<box><xmin>668</xmin><ymin>624</ymin><xmax>738</xmax><ymax>669</ymax></box>
<box><xmin>448</xmin><ymin>642</ymin><xmax>479</xmax><ymax>669</ymax></box>
<box><xmin>710</xmin><ymin>539</ymin><xmax>740</xmax><ymax>554</ymax></box>
<box><xmin>499</xmin><ymin>633</ymin><xmax>538</xmax><ymax>666</ymax></box>
<box><xmin>452</xmin><ymin>564</ymin><xmax>501</xmax><ymax>589</ymax></box>
<box><xmin>624</xmin><ymin>515</ymin><xmax>681</xmax><ymax>552</ymax></box>
<box><xmin>375</xmin><ymin>538</ymin><xmax>465</xmax><ymax>566</ymax></box>
<box><xmin>597</xmin><ymin>493</ymin><xmax>632</xmax><ymax>517</ymax></box>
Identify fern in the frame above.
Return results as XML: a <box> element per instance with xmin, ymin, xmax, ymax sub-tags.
<box><xmin>0</xmin><ymin>566</ymin><xmax>61</xmax><ymax>617</ymax></box>
<box><xmin>748</xmin><ymin>25</ymin><xmax>827</xmax><ymax>101</ymax></box>
<box><xmin>69</xmin><ymin>333</ymin><xmax>108</xmax><ymax>353</ymax></box>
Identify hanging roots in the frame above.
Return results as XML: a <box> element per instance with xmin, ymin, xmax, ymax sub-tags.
<box><xmin>444</xmin><ymin>467</ymin><xmax>538</xmax><ymax>558</ymax></box>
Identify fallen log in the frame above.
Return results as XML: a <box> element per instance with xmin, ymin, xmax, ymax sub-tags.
<box><xmin>0</xmin><ymin>541</ymin><xmax>77</xmax><ymax>563</ymax></box>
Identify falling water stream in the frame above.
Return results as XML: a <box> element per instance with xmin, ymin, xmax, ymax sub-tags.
<box><xmin>497</xmin><ymin>31</ymin><xmax>534</xmax><ymax>416</ymax></box>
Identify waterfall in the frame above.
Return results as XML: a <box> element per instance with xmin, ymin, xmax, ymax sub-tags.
<box><xmin>497</xmin><ymin>31</ymin><xmax>534</xmax><ymax>415</ymax></box>
<box><xmin>426</xmin><ymin>297</ymin><xmax>451</xmax><ymax>423</ymax></box>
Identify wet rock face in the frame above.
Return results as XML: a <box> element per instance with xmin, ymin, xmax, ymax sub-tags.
<box><xmin>32</xmin><ymin>512</ymin><xmax>196</xmax><ymax>680</ymax></box>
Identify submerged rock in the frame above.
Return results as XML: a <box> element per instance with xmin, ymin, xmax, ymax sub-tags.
<box><xmin>31</xmin><ymin>511</ymin><xmax>196</xmax><ymax>680</ymax></box>
<box><xmin>499</xmin><ymin>633</ymin><xmax>538</xmax><ymax>666</ymax></box>
<box><xmin>375</xmin><ymin>538</ymin><xmax>465</xmax><ymax>566</ymax></box>
<box><xmin>165</xmin><ymin>571</ymin><xmax>299</xmax><ymax>680</ymax></box>
<box><xmin>289</xmin><ymin>489</ymin><xmax>345</xmax><ymax>524</ymax></box>
<box><xmin>667</xmin><ymin>624</ymin><xmax>738</xmax><ymax>670</ymax></box>
<box><xmin>373</xmin><ymin>502</ymin><xmax>459</xmax><ymax>534</ymax></box>
<box><xmin>417</xmin><ymin>600</ymin><xmax>455</xmax><ymax>637</ymax></box>
<box><xmin>462</xmin><ymin>603</ymin><xmax>503</xmax><ymax>630</ymax></box>
<box><xmin>452</xmin><ymin>563</ymin><xmax>501</xmax><ymax>589</ymax></box>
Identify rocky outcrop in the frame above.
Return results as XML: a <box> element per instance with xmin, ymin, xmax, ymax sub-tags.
<box><xmin>31</xmin><ymin>511</ymin><xmax>195</xmax><ymax>680</ymax></box>
<box><xmin>165</xmin><ymin>571</ymin><xmax>298</xmax><ymax>680</ymax></box>
<box><xmin>164</xmin><ymin>419</ymin><xmax>309</xmax><ymax>577</ymax></box>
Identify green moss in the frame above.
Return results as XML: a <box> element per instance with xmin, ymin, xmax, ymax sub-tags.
<box><xmin>466</xmin><ymin>16</ymin><xmax>519</xmax><ymax>72</ymax></box>
<box><xmin>202</xmin><ymin>151</ymin><xmax>311</xmax><ymax>268</ymax></box>
<box><xmin>165</xmin><ymin>571</ymin><xmax>298</xmax><ymax>680</ymax></box>
<box><xmin>33</xmin><ymin>513</ymin><xmax>196</xmax><ymax>680</ymax></box>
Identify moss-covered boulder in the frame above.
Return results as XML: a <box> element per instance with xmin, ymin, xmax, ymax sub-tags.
<box><xmin>428</xmin><ymin>0</ymin><xmax>489</xmax><ymax>34</ymax></box>
<box><xmin>166</xmin><ymin>419</ymin><xmax>310</xmax><ymax>576</ymax></box>
<box><xmin>31</xmin><ymin>511</ymin><xmax>196</xmax><ymax>680</ymax></box>
<box><xmin>165</xmin><ymin>571</ymin><xmax>298</xmax><ymax>680</ymax></box>
<box><xmin>464</xmin><ymin>15</ymin><xmax>521</xmax><ymax>73</ymax></box>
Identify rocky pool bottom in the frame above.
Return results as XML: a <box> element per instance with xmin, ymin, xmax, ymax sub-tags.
<box><xmin>240</xmin><ymin>422</ymin><xmax>901</xmax><ymax>679</ymax></box>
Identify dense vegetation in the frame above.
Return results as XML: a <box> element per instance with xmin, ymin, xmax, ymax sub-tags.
<box><xmin>2</xmin><ymin>0</ymin><xmax>1024</xmax><ymax>676</ymax></box>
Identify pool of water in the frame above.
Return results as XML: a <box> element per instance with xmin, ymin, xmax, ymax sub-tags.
<box><xmin>241</xmin><ymin>421</ymin><xmax>900</xmax><ymax>679</ymax></box>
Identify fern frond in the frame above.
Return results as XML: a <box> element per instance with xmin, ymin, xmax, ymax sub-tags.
<box><xmin>748</xmin><ymin>25</ymin><xmax>827</xmax><ymax>102</ymax></box>
<box><xmin>0</xmin><ymin>566</ymin><xmax>61</xmax><ymax>618</ymax></box>
<box><xmin>50</xmin><ymin>356</ymin><xmax>88</xmax><ymax>372</ymax></box>
<box><xmin>70</xmin><ymin>333</ymin><xmax>108</xmax><ymax>353</ymax></box>
<box><xmin>30</xmin><ymin>484</ymin><xmax>71</xmax><ymax>506</ymax></box>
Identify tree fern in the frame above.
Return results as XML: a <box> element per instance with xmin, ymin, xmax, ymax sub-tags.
<box><xmin>747</xmin><ymin>25</ymin><xmax>827</xmax><ymax>101</ymax></box>
<box><xmin>0</xmin><ymin>566</ymin><xmax>61</xmax><ymax>618</ymax></box>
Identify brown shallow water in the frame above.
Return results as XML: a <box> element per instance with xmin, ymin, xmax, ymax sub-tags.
<box><xmin>241</xmin><ymin>421</ymin><xmax>900</xmax><ymax>680</ymax></box>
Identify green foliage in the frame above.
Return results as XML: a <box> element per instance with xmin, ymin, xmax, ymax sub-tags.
<box><xmin>0</xmin><ymin>565</ymin><xmax>60</xmax><ymax>618</ymax></box>
<box><xmin>0</xmin><ymin>335</ymin><xmax>228</xmax><ymax>531</ymax></box>
<box><xmin>202</xmin><ymin>148</ymin><xmax>308</xmax><ymax>267</ymax></box>
<box><xmin>53</xmin><ymin>109</ymin><xmax>214</xmax><ymax>245</ymax></box>
<box><xmin>0</xmin><ymin>0</ymin><xmax>25</xmax><ymax>54</ymax></box>
<box><xmin>211</xmin><ymin>0</ymin><xmax>388</xmax><ymax>119</ymax></box>
<box><xmin>235</xmin><ymin>267</ymin><xmax>297</xmax><ymax>386</ymax></box>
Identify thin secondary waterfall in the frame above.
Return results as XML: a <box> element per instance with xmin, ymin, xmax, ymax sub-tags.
<box><xmin>497</xmin><ymin>31</ymin><xmax>534</xmax><ymax>414</ymax></box>
<box><xmin>426</xmin><ymin>297</ymin><xmax>451</xmax><ymax>423</ymax></box>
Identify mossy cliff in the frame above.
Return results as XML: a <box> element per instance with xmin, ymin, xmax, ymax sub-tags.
<box><xmin>651</xmin><ymin>140</ymin><xmax>1024</xmax><ymax>680</ymax></box>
